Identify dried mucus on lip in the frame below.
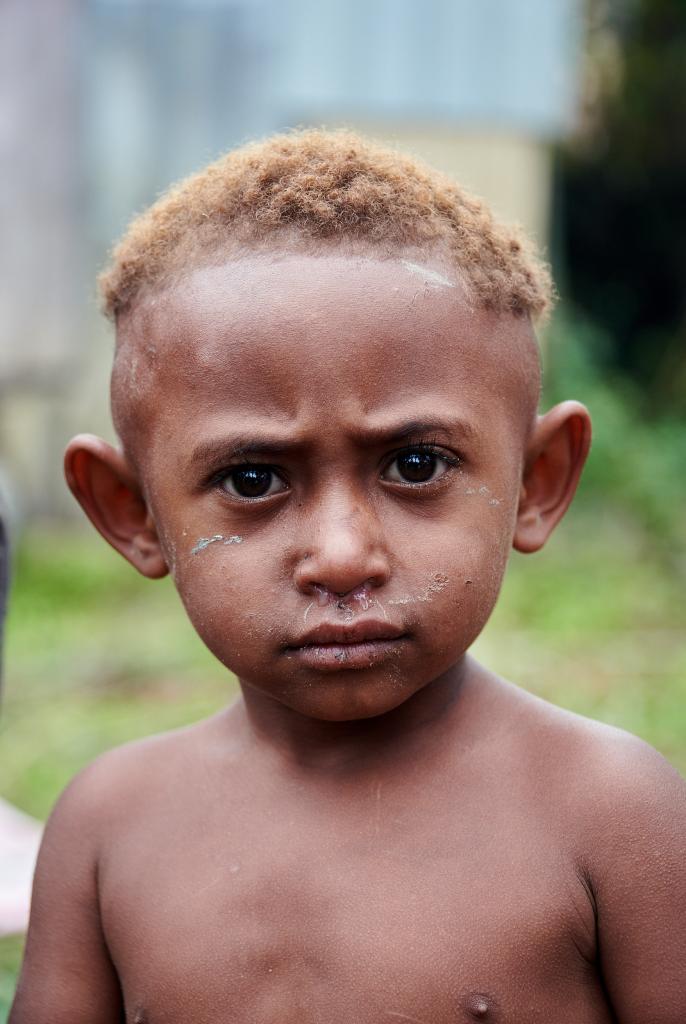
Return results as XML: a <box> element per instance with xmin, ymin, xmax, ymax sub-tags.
<box><xmin>190</xmin><ymin>534</ymin><xmax>243</xmax><ymax>555</ymax></box>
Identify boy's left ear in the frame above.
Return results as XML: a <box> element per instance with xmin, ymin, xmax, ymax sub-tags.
<box><xmin>513</xmin><ymin>401</ymin><xmax>592</xmax><ymax>554</ymax></box>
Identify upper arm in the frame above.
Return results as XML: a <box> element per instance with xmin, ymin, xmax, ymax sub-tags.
<box><xmin>9</xmin><ymin>764</ymin><xmax>124</xmax><ymax>1023</ymax></box>
<box><xmin>586</xmin><ymin>735</ymin><xmax>686</xmax><ymax>1023</ymax></box>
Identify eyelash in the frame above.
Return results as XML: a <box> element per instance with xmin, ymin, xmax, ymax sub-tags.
<box><xmin>382</xmin><ymin>440</ymin><xmax>461</xmax><ymax>484</ymax></box>
<box><xmin>208</xmin><ymin>440</ymin><xmax>462</xmax><ymax>501</ymax></box>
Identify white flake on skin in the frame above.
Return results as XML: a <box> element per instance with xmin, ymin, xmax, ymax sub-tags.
<box><xmin>400</xmin><ymin>259</ymin><xmax>456</xmax><ymax>290</ymax></box>
<box><xmin>388</xmin><ymin>572</ymin><xmax>449</xmax><ymax>607</ymax></box>
<box><xmin>191</xmin><ymin>534</ymin><xmax>243</xmax><ymax>555</ymax></box>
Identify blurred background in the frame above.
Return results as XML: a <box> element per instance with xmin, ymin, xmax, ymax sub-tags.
<box><xmin>1</xmin><ymin>0</ymin><xmax>685</xmax><ymax>1007</ymax></box>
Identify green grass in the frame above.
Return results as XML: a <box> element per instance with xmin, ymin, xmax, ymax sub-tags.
<box><xmin>0</xmin><ymin>511</ymin><xmax>684</xmax><ymax>1007</ymax></box>
<box><xmin>0</xmin><ymin>936</ymin><xmax>23</xmax><ymax>1021</ymax></box>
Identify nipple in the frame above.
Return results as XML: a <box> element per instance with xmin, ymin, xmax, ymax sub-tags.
<box><xmin>463</xmin><ymin>993</ymin><xmax>496</xmax><ymax>1021</ymax></box>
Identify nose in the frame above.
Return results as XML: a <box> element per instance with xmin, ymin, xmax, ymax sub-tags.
<box><xmin>292</xmin><ymin>490</ymin><xmax>391</xmax><ymax>599</ymax></box>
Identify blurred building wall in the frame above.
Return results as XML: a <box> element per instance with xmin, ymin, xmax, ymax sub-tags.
<box><xmin>0</xmin><ymin>0</ymin><xmax>86</xmax><ymax>524</ymax></box>
<box><xmin>0</xmin><ymin>0</ymin><xmax>582</xmax><ymax>521</ymax></box>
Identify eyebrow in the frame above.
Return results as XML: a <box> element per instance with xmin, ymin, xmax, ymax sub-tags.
<box><xmin>189</xmin><ymin>416</ymin><xmax>477</xmax><ymax>469</ymax></box>
<box><xmin>352</xmin><ymin>417</ymin><xmax>477</xmax><ymax>446</ymax></box>
<box><xmin>190</xmin><ymin>435</ymin><xmax>303</xmax><ymax>468</ymax></box>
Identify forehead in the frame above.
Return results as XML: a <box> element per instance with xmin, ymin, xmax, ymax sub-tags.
<box><xmin>115</xmin><ymin>253</ymin><xmax>540</xmax><ymax>448</ymax></box>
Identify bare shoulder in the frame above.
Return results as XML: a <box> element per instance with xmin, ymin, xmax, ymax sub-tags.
<box><xmin>486</xmin><ymin>684</ymin><xmax>686</xmax><ymax>1021</ymax></box>
<box><xmin>558</xmin><ymin>711</ymin><xmax>686</xmax><ymax>881</ymax></box>
<box><xmin>47</xmin><ymin>710</ymin><xmax>231</xmax><ymax>847</ymax></box>
<box><xmin>485</xmin><ymin>673</ymin><xmax>686</xmax><ymax>863</ymax></box>
<box><xmin>540</xmin><ymin>685</ymin><xmax>682</xmax><ymax>810</ymax></box>
<box><xmin>6</xmin><ymin>715</ymin><xmax>224</xmax><ymax>1019</ymax></box>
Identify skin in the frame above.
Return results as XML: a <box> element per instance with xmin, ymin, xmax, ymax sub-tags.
<box><xmin>11</xmin><ymin>252</ymin><xmax>686</xmax><ymax>1023</ymax></box>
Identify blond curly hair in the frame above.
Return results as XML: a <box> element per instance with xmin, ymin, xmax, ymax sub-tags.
<box><xmin>100</xmin><ymin>129</ymin><xmax>553</xmax><ymax>323</ymax></box>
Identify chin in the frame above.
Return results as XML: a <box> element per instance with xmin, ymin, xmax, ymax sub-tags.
<box><xmin>278</xmin><ymin>676</ymin><xmax>425</xmax><ymax>722</ymax></box>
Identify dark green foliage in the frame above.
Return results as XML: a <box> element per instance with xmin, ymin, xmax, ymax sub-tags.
<box><xmin>544</xmin><ymin>311</ymin><xmax>686</xmax><ymax>569</ymax></box>
<box><xmin>557</xmin><ymin>0</ymin><xmax>686</xmax><ymax>410</ymax></box>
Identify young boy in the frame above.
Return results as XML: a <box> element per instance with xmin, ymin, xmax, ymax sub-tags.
<box><xmin>11</xmin><ymin>131</ymin><xmax>686</xmax><ymax>1023</ymax></box>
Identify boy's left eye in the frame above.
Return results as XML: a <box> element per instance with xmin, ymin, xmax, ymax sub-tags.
<box><xmin>383</xmin><ymin>448</ymin><xmax>456</xmax><ymax>485</ymax></box>
<box><xmin>218</xmin><ymin>466</ymin><xmax>287</xmax><ymax>499</ymax></box>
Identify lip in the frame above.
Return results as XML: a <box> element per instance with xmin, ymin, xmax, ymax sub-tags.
<box><xmin>285</xmin><ymin>619</ymin><xmax>408</xmax><ymax>671</ymax></box>
<box><xmin>291</xmin><ymin>619</ymin><xmax>406</xmax><ymax>647</ymax></box>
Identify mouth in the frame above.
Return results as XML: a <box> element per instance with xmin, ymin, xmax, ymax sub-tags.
<box><xmin>284</xmin><ymin>619</ymin><xmax>408</xmax><ymax>671</ymax></box>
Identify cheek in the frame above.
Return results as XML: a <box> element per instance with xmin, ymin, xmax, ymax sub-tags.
<box><xmin>460</xmin><ymin>518</ymin><xmax>513</xmax><ymax>600</ymax></box>
<box><xmin>171</xmin><ymin>545</ymin><xmax>274</xmax><ymax>666</ymax></box>
<box><xmin>403</xmin><ymin>486</ymin><xmax>514</xmax><ymax>578</ymax></box>
<box><xmin>398</xmin><ymin>504</ymin><xmax>514</xmax><ymax>647</ymax></box>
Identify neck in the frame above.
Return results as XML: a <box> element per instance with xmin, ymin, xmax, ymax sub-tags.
<box><xmin>234</xmin><ymin>656</ymin><xmax>479</xmax><ymax>777</ymax></box>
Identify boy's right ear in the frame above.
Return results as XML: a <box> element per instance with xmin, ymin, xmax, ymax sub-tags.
<box><xmin>64</xmin><ymin>434</ymin><xmax>168</xmax><ymax>579</ymax></box>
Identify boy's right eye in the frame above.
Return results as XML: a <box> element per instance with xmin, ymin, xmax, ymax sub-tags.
<box><xmin>218</xmin><ymin>466</ymin><xmax>288</xmax><ymax>500</ymax></box>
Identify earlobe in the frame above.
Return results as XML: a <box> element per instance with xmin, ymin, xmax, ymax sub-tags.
<box><xmin>513</xmin><ymin>401</ymin><xmax>592</xmax><ymax>554</ymax></box>
<box><xmin>64</xmin><ymin>434</ymin><xmax>168</xmax><ymax>579</ymax></box>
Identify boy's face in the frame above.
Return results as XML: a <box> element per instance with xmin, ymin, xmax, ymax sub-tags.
<box><xmin>112</xmin><ymin>252</ymin><xmax>542</xmax><ymax>721</ymax></box>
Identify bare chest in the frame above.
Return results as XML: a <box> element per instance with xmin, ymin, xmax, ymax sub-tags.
<box><xmin>101</xmin><ymin>803</ymin><xmax>609</xmax><ymax>1024</ymax></box>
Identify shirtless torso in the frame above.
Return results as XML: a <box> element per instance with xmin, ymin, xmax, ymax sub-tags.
<box><xmin>12</xmin><ymin>662</ymin><xmax>686</xmax><ymax>1023</ymax></box>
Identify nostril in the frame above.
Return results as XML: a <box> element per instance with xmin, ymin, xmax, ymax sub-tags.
<box><xmin>308</xmin><ymin>580</ymin><xmax>377</xmax><ymax>611</ymax></box>
<box><xmin>336</xmin><ymin>581</ymin><xmax>376</xmax><ymax>612</ymax></box>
